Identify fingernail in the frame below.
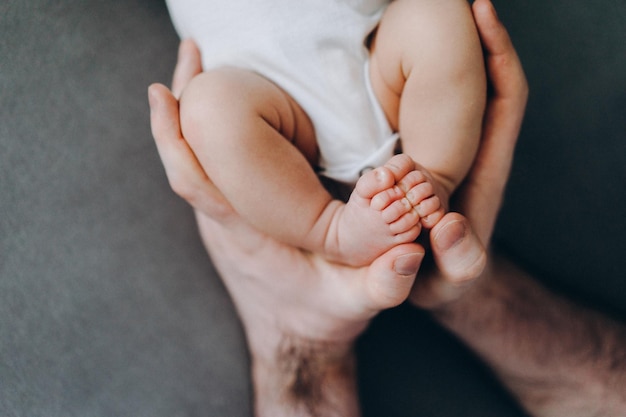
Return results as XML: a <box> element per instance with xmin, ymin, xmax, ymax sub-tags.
<box><xmin>434</xmin><ymin>219</ymin><xmax>467</xmax><ymax>250</ymax></box>
<box><xmin>394</xmin><ymin>252</ymin><xmax>424</xmax><ymax>275</ymax></box>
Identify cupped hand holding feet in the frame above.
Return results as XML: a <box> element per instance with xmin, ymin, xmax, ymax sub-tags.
<box><xmin>148</xmin><ymin>0</ymin><xmax>528</xmax><ymax>415</ymax></box>
<box><xmin>149</xmin><ymin>34</ymin><xmax>426</xmax><ymax>417</ymax></box>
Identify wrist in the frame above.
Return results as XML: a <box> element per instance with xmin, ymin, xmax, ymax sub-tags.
<box><xmin>250</xmin><ymin>334</ymin><xmax>360</xmax><ymax>417</ymax></box>
<box><xmin>427</xmin><ymin>254</ymin><xmax>626</xmax><ymax>416</ymax></box>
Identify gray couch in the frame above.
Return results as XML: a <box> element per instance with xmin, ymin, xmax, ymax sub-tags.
<box><xmin>2</xmin><ymin>1</ymin><xmax>624</xmax><ymax>416</ymax></box>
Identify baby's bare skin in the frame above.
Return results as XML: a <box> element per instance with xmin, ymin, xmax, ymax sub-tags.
<box><xmin>318</xmin><ymin>153</ymin><xmax>445</xmax><ymax>266</ymax></box>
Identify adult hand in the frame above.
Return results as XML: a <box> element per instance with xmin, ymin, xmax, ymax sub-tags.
<box><xmin>410</xmin><ymin>0</ymin><xmax>528</xmax><ymax>309</ymax></box>
<box><xmin>412</xmin><ymin>7</ymin><xmax>626</xmax><ymax>417</ymax></box>
<box><xmin>149</xmin><ymin>40</ymin><xmax>236</xmax><ymax>222</ymax></box>
<box><xmin>149</xmin><ymin>37</ymin><xmax>425</xmax><ymax>417</ymax></box>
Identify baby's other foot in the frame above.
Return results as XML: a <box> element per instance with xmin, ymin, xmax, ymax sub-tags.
<box><xmin>330</xmin><ymin>155</ymin><xmax>422</xmax><ymax>266</ymax></box>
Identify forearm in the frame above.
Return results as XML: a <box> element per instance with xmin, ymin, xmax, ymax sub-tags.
<box><xmin>250</xmin><ymin>335</ymin><xmax>360</xmax><ymax>417</ymax></box>
<box><xmin>432</xmin><ymin>254</ymin><xmax>626</xmax><ymax>417</ymax></box>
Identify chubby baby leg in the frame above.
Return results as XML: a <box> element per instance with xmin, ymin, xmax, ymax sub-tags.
<box><xmin>179</xmin><ymin>67</ymin><xmax>331</xmax><ymax>247</ymax></box>
<box><xmin>369</xmin><ymin>0</ymin><xmax>487</xmax><ymax>227</ymax></box>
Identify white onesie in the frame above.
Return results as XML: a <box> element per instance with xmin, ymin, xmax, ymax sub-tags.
<box><xmin>166</xmin><ymin>0</ymin><xmax>399</xmax><ymax>184</ymax></box>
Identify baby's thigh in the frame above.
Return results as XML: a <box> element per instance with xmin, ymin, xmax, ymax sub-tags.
<box><xmin>368</xmin><ymin>0</ymin><xmax>428</xmax><ymax>131</ymax></box>
<box><xmin>367</xmin><ymin>19</ymin><xmax>403</xmax><ymax>133</ymax></box>
<box><xmin>369</xmin><ymin>0</ymin><xmax>481</xmax><ymax>131</ymax></box>
<box><xmin>180</xmin><ymin>67</ymin><xmax>317</xmax><ymax>164</ymax></box>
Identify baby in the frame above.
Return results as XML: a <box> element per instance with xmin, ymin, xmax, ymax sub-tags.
<box><xmin>167</xmin><ymin>0</ymin><xmax>486</xmax><ymax>266</ymax></box>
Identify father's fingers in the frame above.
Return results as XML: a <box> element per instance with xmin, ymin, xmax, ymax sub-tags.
<box><xmin>473</xmin><ymin>0</ymin><xmax>528</xmax><ymax>102</ymax></box>
<box><xmin>455</xmin><ymin>0</ymin><xmax>528</xmax><ymax>244</ymax></box>
<box><xmin>148</xmin><ymin>83</ymin><xmax>234</xmax><ymax>220</ymax></box>
<box><xmin>362</xmin><ymin>243</ymin><xmax>424</xmax><ymax>312</ymax></box>
<box><xmin>474</xmin><ymin>0</ymin><xmax>528</xmax><ymax>168</ymax></box>
<box><xmin>410</xmin><ymin>213</ymin><xmax>486</xmax><ymax>309</ymax></box>
<box><xmin>172</xmin><ymin>39</ymin><xmax>202</xmax><ymax>98</ymax></box>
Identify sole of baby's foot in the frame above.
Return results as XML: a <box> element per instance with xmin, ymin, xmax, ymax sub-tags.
<box><xmin>326</xmin><ymin>155</ymin><xmax>423</xmax><ymax>267</ymax></box>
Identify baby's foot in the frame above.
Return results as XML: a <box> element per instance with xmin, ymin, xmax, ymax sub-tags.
<box><xmin>372</xmin><ymin>158</ymin><xmax>446</xmax><ymax>230</ymax></box>
<box><xmin>326</xmin><ymin>154</ymin><xmax>431</xmax><ymax>266</ymax></box>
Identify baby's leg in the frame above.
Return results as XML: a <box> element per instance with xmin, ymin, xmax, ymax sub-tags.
<box><xmin>369</xmin><ymin>0</ymin><xmax>487</xmax><ymax>228</ymax></box>
<box><xmin>179</xmin><ymin>68</ymin><xmax>421</xmax><ymax>266</ymax></box>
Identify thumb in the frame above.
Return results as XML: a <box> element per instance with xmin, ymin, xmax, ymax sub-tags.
<box><xmin>363</xmin><ymin>243</ymin><xmax>425</xmax><ymax>311</ymax></box>
<box><xmin>410</xmin><ymin>213</ymin><xmax>486</xmax><ymax>309</ymax></box>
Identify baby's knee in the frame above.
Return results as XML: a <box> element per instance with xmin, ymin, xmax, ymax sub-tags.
<box><xmin>180</xmin><ymin>69</ymin><xmax>242</xmax><ymax>113</ymax></box>
<box><xmin>178</xmin><ymin>68</ymin><xmax>259</xmax><ymax>144</ymax></box>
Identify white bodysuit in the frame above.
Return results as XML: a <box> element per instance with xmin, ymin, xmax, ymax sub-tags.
<box><xmin>166</xmin><ymin>0</ymin><xmax>398</xmax><ymax>184</ymax></box>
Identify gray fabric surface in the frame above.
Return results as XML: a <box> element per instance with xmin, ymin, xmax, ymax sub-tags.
<box><xmin>1</xmin><ymin>0</ymin><xmax>624</xmax><ymax>416</ymax></box>
<box><xmin>1</xmin><ymin>1</ymin><xmax>250</xmax><ymax>416</ymax></box>
<box><xmin>494</xmin><ymin>1</ymin><xmax>626</xmax><ymax>319</ymax></box>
